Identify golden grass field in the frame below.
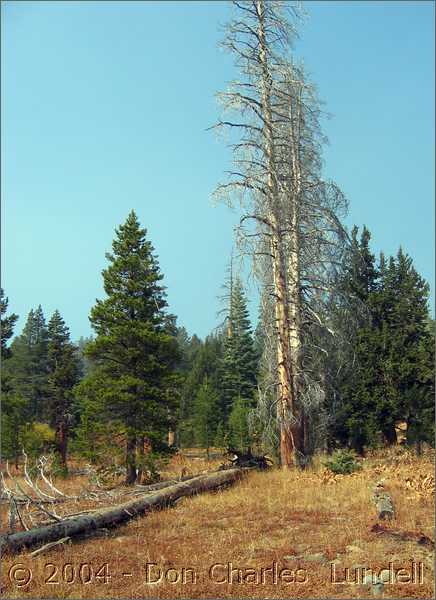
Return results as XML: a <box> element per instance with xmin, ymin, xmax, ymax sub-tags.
<box><xmin>1</xmin><ymin>447</ymin><xmax>434</xmax><ymax>599</ymax></box>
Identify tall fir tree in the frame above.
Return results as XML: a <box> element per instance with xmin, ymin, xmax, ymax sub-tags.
<box><xmin>46</xmin><ymin>310</ymin><xmax>81</xmax><ymax>471</ymax></box>
<box><xmin>375</xmin><ymin>249</ymin><xmax>434</xmax><ymax>447</ymax></box>
<box><xmin>328</xmin><ymin>227</ymin><xmax>434</xmax><ymax>454</ymax></box>
<box><xmin>1</xmin><ymin>288</ymin><xmax>18</xmax><ymax>360</ymax></box>
<box><xmin>6</xmin><ymin>306</ymin><xmax>49</xmax><ymax>422</ymax></box>
<box><xmin>0</xmin><ymin>291</ymin><xmax>23</xmax><ymax>464</ymax></box>
<box><xmin>221</xmin><ymin>278</ymin><xmax>258</xmax><ymax>425</ymax></box>
<box><xmin>325</xmin><ymin>226</ymin><xmax>380</xmax><ymax>453</ymax></box>
<box><xmin>193</xmin><ymin>378</ymin><xmax>220</xmax><ymax>456</ymax></box>
<box><xmin>76</xmin><ymin>211</ymin><xmax>179</xmax><ymax>484</ymax></box>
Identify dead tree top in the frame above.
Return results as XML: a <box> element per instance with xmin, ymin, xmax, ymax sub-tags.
<box><xmin>221</xmin><ymin>448</ymin><xmax>273</xmax><ymax>471</ymax></box>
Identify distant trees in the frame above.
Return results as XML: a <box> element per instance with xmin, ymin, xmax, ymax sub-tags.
<box><xmin>7</xmin><ymin>306</ymin><xmax>49</xmax><ymax>422</ymax></box>
<box><xmin>75</xmin><ymin>211</ymin><xmax>180</xmax><ymax>484</ymax></box>
<box><xmin>1</xmin><ymin>289</ymin><xmax>23</xmax><ymax>464</ymax></box>
<box><xmin>1</xmin><ymin>302</ymin><xmax>82</xmax><ymax>467</ymax></box>
<box><xmin>0</xmin><ymin>5</ymin><xmax>433</xmax><ymax>473</ymax></box>
<box><xmin>176</xmin><ymin>332</ymin><xmax>224</xmax><ymax>447</ymax></box>
<box><xmin>325</xmin><ymin>226</ymin><xmax>434</xmax><ymax>454</ymax></box>
<box><xmin>193</xmin><ymin>378</ymin><xmax>220</xmax><ymax>457</ymax></box>
<box><xmin>1</xmin><ymin>288</ymin><xmax>18</xmax><ymax>359</ymax></box>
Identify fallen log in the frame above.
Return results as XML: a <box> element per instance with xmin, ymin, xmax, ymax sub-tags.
<box><xmin>131</xmin><ymin>473</ymin><xmax>200</xmax><ymax>494</ymax></box>
<box><xmin>370</xmin><ymin>523</ymin><xmax>434</xmax><ymax>549</ymax></box>
<box><xmin>221</xmin><ymin>448</ymin><xmax>273</xmax><ymax>471</ymax></box>
<box><xmin>0</xmin><ymin>468</ymin><xmax>245</xmax><ymax>556</ymax></box>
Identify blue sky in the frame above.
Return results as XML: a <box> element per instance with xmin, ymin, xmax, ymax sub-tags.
<box><xmin>2</xmin><ymin>0</ymin><xmax>434</xmax><ymax>341</ymax></box>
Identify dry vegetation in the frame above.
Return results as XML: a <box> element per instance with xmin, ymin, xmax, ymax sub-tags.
<box><xmin>1</xmin><ymin>448</ymin><xmax>434</xmax><ymax>599</ymax></box>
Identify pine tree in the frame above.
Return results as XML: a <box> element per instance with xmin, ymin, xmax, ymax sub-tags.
<box><xmin>221</xmin><ymin>278</ymin><xmax>258</xmax><ymax>424</ymax></box>
<box><xmin>76</xmin><ymin>336</ymin><xmax>95</xmax><ymax>378</ymax></box>
<box><xmin>77</xmin><ymin>211</ymin><xmax>179</xmax><ymax>484</ymax></box>
<box><xmin>228</xmin><ymin>396</ymin><xmax>252</xmax><ymax>452</ymax></box>
<box><xmin>330</xmin><ymin>229</ymin><xmax>434</xmax><ymax>453</ymax></box>
<box><xmin>375</xmin><ymin>249</ymin><xmax>434</xmax><ymax>447</ymax></box>
<box><xmin>1</xmin><ymin>288</ymin><xmax>18</xmax><ymax>360</ymax></box>
<box><xmin>327</xmin><ymin>226</ymin><xmax>380</xmax><ymax>453</ymax></box>
<box><xmin>178</xmin><ymin>333</ymin><xmax>224</xmax><ymax>447</ymax></box>
<box><xmin>0</xmin><ymin>291</ymin><xmax>23</xmax><ymax>464</ymax></box>
<box><xmin>6</xmin><ymin>306</ymin><xmax>49</xmax><ymax>422</ymax></box>
<box><xmin>46</xmin><ymin>310</ymin><xmax>80</xmax><ymax>471</ymax></box>
<box><xmin>193</xmin><ymin>378</ymin><xmax>220</xmax><ymax>457</ymax></box>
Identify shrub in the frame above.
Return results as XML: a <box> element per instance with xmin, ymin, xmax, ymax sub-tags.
<box><xmin>21</xmin><ymin>422</ymin><xmax>56</xmax><ymax>458</ymax></box>
<box><xmin>324</xmin><ymin>449</ymin><xmax>362</xmax><ymax>475</ymax></box>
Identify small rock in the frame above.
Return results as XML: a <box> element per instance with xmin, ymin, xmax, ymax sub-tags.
<box><xmin>363</xmin><ymin>573</ymin><xmax>384</xmax><ymax>597</ymax></box>
<box><xmin>346</xmin><ymin>545</ymin><xmax>363</xmax><ymax>554</ymax></box>
<box><xmin>283</xmin><ymin>555</ymin><xmax>301</xmax><ymax>561</ymax></box>
<box><xmin>304</xmin><ymin>552</ymin><xmax>326</xmax><ymax>563</ymax></box>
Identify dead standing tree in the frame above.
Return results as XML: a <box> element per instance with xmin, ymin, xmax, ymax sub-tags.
<box><xmin>212</xmin><ymin>0</ymin><xmax>348</xmax><ymax>466</ymax></box>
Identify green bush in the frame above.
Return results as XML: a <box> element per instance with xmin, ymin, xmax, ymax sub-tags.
<box><xmin>324</xmin><ymin>449</ymin><xmax>362</xmax><ymax>475</ymax></box>
<box><xmin>21</xmin><ymin>422</ymin><xmax>56</xmax><ymax>458</ymax></box>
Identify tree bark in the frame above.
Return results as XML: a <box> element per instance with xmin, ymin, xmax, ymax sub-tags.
<box><xmin>256</xmin><ymin>0</ymin><xmax>298</xmax><ymax>468</ymax></box>
<box><xmin>168</xmin><ymin>430</ymin><xmax>175</xmax><ymax>447</ymax></box>
<box><xmin>125</xmin><ymin>434</ymin><xmax>137</xmax><ymax>485</ymax></box>
<box><xmin>56</xmin><ymin>421</ymin><xmax>68</xmax><ymax>472</ymax></box>
<box><xmin>0</xmin><ymin>468</ymin><xmax>245</xmax><ymax>555</ymax></box>
<box><xmin>136</xmin><ymin>435</ymin><xmax>145</xmax><ymax>484</ymax></box>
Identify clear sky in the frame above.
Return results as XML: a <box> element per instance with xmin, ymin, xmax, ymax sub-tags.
<box><xmin>2</xmin><ymin>0</ymin><xmax>434</xmax><ymax>341</ymax></box>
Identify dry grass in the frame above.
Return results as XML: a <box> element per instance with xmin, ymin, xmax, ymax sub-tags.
<box><xmin>1</xmin><ymin>448</ymin><xmax>434</xmax><ymax>599</ymax></box>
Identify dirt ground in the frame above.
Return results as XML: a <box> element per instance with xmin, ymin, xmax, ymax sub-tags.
<box><xmin>1</xmin><ymin>447</ymin><xmax>434</xmax><ymax>599</ymax></box>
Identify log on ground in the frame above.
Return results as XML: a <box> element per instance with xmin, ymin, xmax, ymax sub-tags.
<box><xmin>0</xmin><ymin>468</ymin><xmax>245</xmax><ymax>556</ymax></box>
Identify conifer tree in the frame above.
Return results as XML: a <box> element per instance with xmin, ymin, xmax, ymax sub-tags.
<box><xmin>375</xmin><ymin>249</ymin><xmax>434</xmax><ymax>447</ymax></box>
<box><xmin>46</xmin><ymin>310</ymin><xmax>80</xmax><ymax>471</ymax></box>
<box><xmin>7</xmin><ymin>306</ymin><xmax>49</xmax><ymax>421</ymax></box>
<box><xmin>221</xmin><ymin>278</ymin><xmax>258</xmax><ymax>424</ymax></box>
<box><xmin>1</xmin><ymin>288</ymin><xmax>18</xmax><ymax>359</ymax></box>
<box><xmin>0</xmin><ymin>291</ymin><xmax>23</xmax><ymax>464</ymax></box>
<box><xmin>178</xmin><ymin>333</ymin><xmax>224</xmax><ymax>447</ymax></box>
<box><xmin>193</xmin><ymin>378</ymin><xmax>220</xmax><ymax>457</ymax></box>
<box><xmin>329</xmin><ymin>229</ymin><xmax>434</xmax><ymax>453</ymax></box>
<box><xmin>324</xmin><ymin>226</ymin><xmax>380</xmax><ymax>453</ymax></box>
<box><xmin>228</xmin><ymin>396</ymin><xmax>252</xmax><ymax>452</ymax></box>
<box><xmin>77</xmin><ymin>211</ymin><xmax>179</xmax><ymax>484</ymax></box>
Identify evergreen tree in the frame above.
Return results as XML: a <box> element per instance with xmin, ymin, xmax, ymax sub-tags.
<box><xmin>76</xmin><ymin>211</ymin><xmax>179</xmax><ymax>484</ymax></box>
<box><xmin>228</xmin><ymin>396</ymin><xmax>252</xmax><ymax>452</ymax></box>
<box><xmin>193</xmin><ymin>378</ymin><xmax>220</xmax><ymax>457</ymax></box>
<box><xmin>0</xmin><ymin>291</ymin><xmax>23</xmax><ymax>464</ymax></box>
<box><xmin>1</xmin><ymin>288</ymin><xmax>18</xmax><ymax>359</ymax></box>
<box><xmin>221</xmin><ymin>278</ymin><xmax>258</xmax><ymax>423</ymax></box>
<box><xmin>325</xmin><ymin>226</ymin><xmax>380</xmax><ymax>453</ymax></box>
<box><xmin>329</xmin><ymin>228</ymin><xmax>434</xmax><ymax>454</ymax></box>
<box><xmin>76</xmin><ymin>336</ymin><xmax>95</xmax><ymax>378</ymax></box>
<box><xmin>376</xmin><ymin>249</ymin><xmax>434</xmax><ymax>447</ymax></box>
<box><xmin>178</xmin><ymin>333</ymin><xmax>224</xmax><ymax>447</ymax></box>
<box><xmin>46</xmin><ymin>310</ymin><xmax>81</xmax><ymax>471</ymax></box>
<box><xmin>6</xmin><ymin>306</ymin><xmax>49</xmax><ymax>421</ymax></box>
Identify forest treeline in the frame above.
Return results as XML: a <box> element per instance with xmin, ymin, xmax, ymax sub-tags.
<box><xmin>1</xmin><ymin>212</ymin><xmax>434</xmax><ymax>481</ymax></box>
<box><xmin>1</xmin><ymin>2</ymin><xmax>434</xmax><ymax>483</ymax></box>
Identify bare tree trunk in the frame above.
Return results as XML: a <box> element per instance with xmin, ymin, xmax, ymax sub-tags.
<box><xmin>136</xmin><ymin>435</ymin><xmax>145</xmax><ymax>484</ymax></box>
<box><xmin>56</xmin><ymin>421</ymin><xmax>68</xmax><ymax>472</ymax></box>
<box><xmin>286</xmin><ymin>80</ymin><xmax>304</xmax><ymax>464</ymax></box>
<box><xmin>256</xmin><ymin>0</ymin><xmax>298</xmax><ymax>467</ymax></box>
<box><xmin>212</xmin><ymin>0</ymin><xmax>348</xmax><ymax>467</ymax></box>
<box><xmin>125</xmin><ymin>434</ymin><xmax>137</xmax><ymax>485</ymax></box>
